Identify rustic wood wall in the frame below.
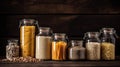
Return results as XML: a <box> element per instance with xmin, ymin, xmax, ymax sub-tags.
<box><xmin>0</xmin><ymin>0</ymin><xmax>120</xmax><ymax>14</ymax></box>
<box><xmin>0</xmin><ymin>0</ymin><xmax>120</xmax><ymax>57</ymax></box>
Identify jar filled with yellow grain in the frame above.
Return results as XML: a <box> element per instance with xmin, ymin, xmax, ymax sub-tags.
<box><xmin>52</xmin><ymin>33</ymin><xmax>68</xmax><ymax>60</ymax></box>
<box><xmin>100</xmin><ymin>28</ymin><xmax>116</xmax><ymax>60</ymax></box>
<box><xmin>19</xmin><ymin>19</ymin><xmax>39</xmax><ymax>57</ymax></box>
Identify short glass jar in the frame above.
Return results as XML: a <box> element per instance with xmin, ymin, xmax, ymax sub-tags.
<box><xmin>68</xmin><ymin>40</ymin><xmax>85</xmax><ymax>60</ymax></box>
<box><xmin>52</xmin><ymin>33</ymin><xmax>68</xmax><ymax>60</ymax></box>
<box><xmin>6</xmin><ymin>39</ymin><xmax>19</xmax><ymax>60</ymax></box>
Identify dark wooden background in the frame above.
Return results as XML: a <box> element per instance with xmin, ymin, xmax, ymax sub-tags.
<box><xmin>0</xmin><ymin>0</ymin><xmax>120</xmax><ymax>57</ymax></box>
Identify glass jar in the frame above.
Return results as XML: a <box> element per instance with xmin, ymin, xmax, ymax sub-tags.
<box><xmin>100</xmin><ymin>28</ymin><xmax>116</xmax><ymax>60</ymax></box>
<box><xmin>6</xmin><ymin>39</ymin><xmax>19</xmax><ymax>60</ymax></box>
<box><xmin>68</xmin><ymin>40</ymin><xmax>85</xmax><ymax>60</ymax></box>
<box><xmin>36</xmin><ymin>27</ymin><xmax>52</xmax><ymax>60</ymax></box>
<box><xmin>19</xmin><ymin>19</ymin><xmax>38</xmax><ymax>57</ymax></box>
<box><xmin>52</xmin><ymin>33</ymin><xmax>67</xmax><ymax>60</ymax></box>
<box><xmin>84</xmin><ymin>32</ymin><xmax>101</xmax><ymax>60</ymax></box>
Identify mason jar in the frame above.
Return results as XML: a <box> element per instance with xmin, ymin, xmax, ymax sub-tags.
<box><xmin>100</xmin><ymin>28</ymin><xmax>116</xmax><ymax>60</ymax></box>
<box><xmin>52</xmin><ymin>33</ymin><xmax>68</xmax><ymax>60</ymax></box>
<box><xmin>36</xmin><ymin>27</ymin><xmax>52</xmax><ymax>60</ymax></box>
<box><xmin>68</xmin><ymin>40</ymin><xmax>85</xmax><ymax>60</ymax></box>
<box><xmin>6</xmin><ymin>39</ymin><xmax>19</xmax><ymax>60</ymax></box>
<box><xmin>19</xmin><ymin>19</ymin><xmax>38</xmax><ymax>57</ymax></box>
<box><xmin>84</xmin><ymin>32</ymin><xmax>101</xmax><ymax>60</ymax></box>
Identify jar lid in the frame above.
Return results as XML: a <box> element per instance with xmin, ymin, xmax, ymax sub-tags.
<box><xmin>101</xmin><ymin>28</ymin><xmax>116</xmax><ymax>34</ymax></box>
<box><xmin>85</xmin><ymin>32</ymin><xmax>100</xmax><ymax>38</ymax></box>
<box><xmin>53</xmin><ymin>33</ymin><xmax>66</xmax><ymax>40</ymax></box>
<box><xmin>19</xmin><ymin>19</ymin><xmax>38</xmax><ymax>27</ymax></box>
<box><xmin>70</xmin><ymin>40</ymin><xmax>83</xmax><ymax>47</ymax></box>
<box><xmin>8</xmin><ymin>39</ymin><xmax>18</xmax><ymax>45</ymax></box>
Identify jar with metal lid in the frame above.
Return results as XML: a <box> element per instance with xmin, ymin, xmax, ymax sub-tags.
<box><xmin>68</xmin><ymin>40</ymin><xmax>85</xmax><ymax>60</ymax></box>
<box><xmin>84</xmin><ymin>32</ymin><xmax>101</xmax><ymax>60</ymax></box>
<box><xmin>100</xmin><ymin>28</ymin><xmax>116</xmax><ymax>60</ymax></box>
<box><xmin>52</xmin><ymin>33</ymin><xmax>68</xmax><ymax>60</ymax></box>
<box><xmin>19</xmin><ymin>19</ymin><xmax>39</xmax><ymax>57</ymax></box>
<box><xmin>36</xmin><ymin>27</ymin><xmax>52</xmax><ymax>60</ymax></box>
<box><xmin>6</xmin><ymin>39</ymin><xmax>19</xmax><ymax>60</ymax></box>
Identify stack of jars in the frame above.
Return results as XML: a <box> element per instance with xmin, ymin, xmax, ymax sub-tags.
<box><xmin>6</xmin><ymin>19</ymin><xmax>116</xmax><ymax>61</ymax></box>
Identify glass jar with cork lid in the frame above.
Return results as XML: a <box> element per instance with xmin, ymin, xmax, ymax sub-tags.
<box><xmin>19</xmin><ymin>19</ymin><xmax>39</xmax><ymax>57</ymax></box>
<box><xmin>6</xmin><ymin>39</ymin><xmax>19</xmax><ymax>60</ymax></box>
<box><xmin>36</xmin><ymin>27</ymin><xmax>52</xmax><ymax>60</ymax></box>
<box><xmin>100</xmin><ymin>28</ymin><xmax>116</xmax><ymax>60</ymax></box>
<box><xmin>68</xmin><ymin>40</ymin><xmax>85</xmax><ymax>60</ymax></box>
<box><xmin>84</xmin><ymin>32</ymin><xmax>101</xmax><ymax>60</ymax></box>
<box><xmin>52</xmin><ymin>33</ymin><xmax>68</xmax><ymax>60</ymax></box>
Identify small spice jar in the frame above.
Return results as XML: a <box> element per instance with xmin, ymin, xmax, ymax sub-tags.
<box><xmin>52</xmin><ymin>33</ymin><xmax>68</xmax><ymax>60</ymax></box>
<box><xmin>84</xmin><ymin>32</ymin><xmax>101</xmax><ymax>60</ymax></box>
<box><xmin>6</xmin><ymin>39</ymin><xmax>19</xmax><ymax>60</ymax></box>
<box><xmin>100</xmin><ymin>28</ymin><xmax>116</xmax><ymax>60</ymax></box>
<box><xmin>68</xmin><ymin>40</ymin><xmax>85</xmax><ymax>60</ymax></box>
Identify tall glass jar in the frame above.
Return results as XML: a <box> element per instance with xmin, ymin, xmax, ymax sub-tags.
<box><xmin>52</xmin><ymin>33</ymin><xmax>67</xmax><ymax>60</ymax></box>
<box><xmin>36</xmin><ymin>27</ymin><xmax>52</xmax><ymax>60</ymax></box>
<box><xmin>68</xmin><ymin>40</ymin><xmax>85</xmax><ymax>60</ymax></box>
<box><xmin>84</xmin><ymin>32</ymin><xmax>101</xmax><ymax>60</ymax></box>
<box><xmin>19</xmin><ymin>19</ymin><xmax>38</xmax><ymax>57</ymax></box>
<box><xmin>100</xmin><ymin>28</ymin><xmax>116</xmax><ymax>60</ymax></box>
<box><xmin>6</xmin><ymin>39</ymin><xmax>19</xmax><ymax>60</ymax></box>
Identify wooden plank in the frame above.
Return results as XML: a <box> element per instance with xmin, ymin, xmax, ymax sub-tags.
<box><xmin>0</xmin><ymin>61</ymin><xmax>120</xmax><ymax>67</ymax></box>
<box><xmin>0</xmin><ymin>0</ymin><xmax>120</xmax><ymax>14</ymax></box>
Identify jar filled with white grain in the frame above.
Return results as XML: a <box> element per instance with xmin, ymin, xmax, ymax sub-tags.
<box><xmin>84</xmin><ymin>32</ymin><xmax>101</xmax><ymax>60</ymax></box>
<box><xmin>36</xmin><ymin>27</ymin><xmax>52</xmax><ymax>60</ymax></box>
<box><xmin>100</xmin><ymin>28</ymin><xmax>116</xmax><ymax>60</ymax></box>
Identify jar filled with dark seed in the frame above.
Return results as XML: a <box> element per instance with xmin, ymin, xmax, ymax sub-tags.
<box><xmin>68</xmin><ymin>40</ymin><xmax>85</xmax><ymax>60</ymax></box>
<box><xmin>6</xmin><ymin>39</ymin><xmax>19</xmax><ymax>60</ymax></box>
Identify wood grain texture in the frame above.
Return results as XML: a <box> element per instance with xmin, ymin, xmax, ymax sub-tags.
<box><xmin>0</xmin><ymin>61</ymin><xmax>120</xmax><ymax>67</ymax></box>
<box><xmin>0</xmin><ymin>0</ymin><xmax>120</xmax><ymax>14</ymax></box>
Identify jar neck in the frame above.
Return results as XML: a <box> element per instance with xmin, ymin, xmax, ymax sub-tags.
<box><xmin>53</xmin><ymin>33</ymin><xmax>66</xmax><ymax>41</ymax></box>
<box><xmin>70</xmin><ymin>40</ymin><xmax>83</xmax><ymax>47</ymax></box>
<box><xmin>102</xmin><ymin>33</ymin><xmax>114</xmax><ymax>37</ymax></box>
<box><xmin>38</xmin><ymin>27</ymin><xmax>52</xmax><ymax>36</ymax></box>
<box><xmin>85</xmin><ymin>32</ymin><xmax>100</xmax><ymax>38</ymax></box>
<box><xmin>8</xmin><ymin>39</ymin><xmax>18</xmax><ymax>45</ymax></box>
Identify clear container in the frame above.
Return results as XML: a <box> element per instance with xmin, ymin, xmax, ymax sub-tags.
<box><xmin>52</xmin><ymin>33</ymin><xmax>67</xmax><ymax>60</ymax></box>
<box><xmin>6</xmin><ymin>39</ymin><xmax>19</xmax><ymax>60</ymax></box>
<box><xmin>100</xmin><ymin>28</ymin><xmax>116</xmax><ymax>60</ymax></box>
<box><xmin>68</xmin><ymin>40</ymin><xmax>85</xmax><ymax>60</ymax></box>
<box><xmin>19</xmin><ymin>19</ymin><xmax>38</xmax><ymax>57</ymax></box>
<box><xmin>36</xmin><ymin>27</ymin><xmax>52</xmax><ymax>60</ymax></box>
<box><xmin>84</xmin><ymin>32</ymin><xmax>101</xmax><ymax>60</ymax></box>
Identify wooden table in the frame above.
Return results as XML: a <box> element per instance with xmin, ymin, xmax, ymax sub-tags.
<box><xmin>0</xmin><ymin>60</ymin><xmax>120</xmax><ymax>67</ymax></box>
